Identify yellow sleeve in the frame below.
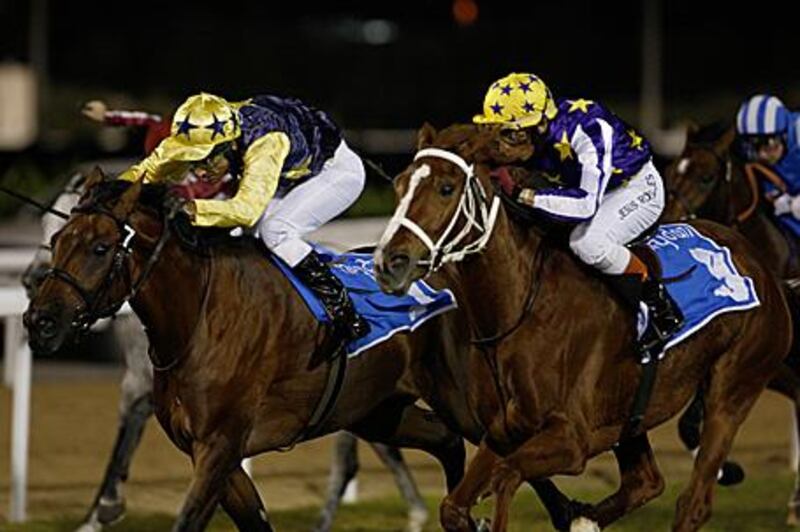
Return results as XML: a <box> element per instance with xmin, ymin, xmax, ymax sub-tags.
<box><xmin>193</xmin><ymin>132</ymin><xmax>290</xmax><ymax>228</ymax></box>
<box><xmin>117</xmin><ymin>140</ymin><xmax>177</xmax><ymax>183</ymax></box>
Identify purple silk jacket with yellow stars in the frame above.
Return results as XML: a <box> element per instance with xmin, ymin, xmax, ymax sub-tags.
<box><xmin>527</xmin><ymin>97</ymin><xmax>652</xmax><ymax>222</ymax></box>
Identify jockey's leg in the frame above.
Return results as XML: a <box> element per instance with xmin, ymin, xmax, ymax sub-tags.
<box><xmin>569</xmin><ymin>161</ymin><xmax>681</xmax><ymax>357</ymax></box>
<box><xmin>257</xmin><ymin>141</ymin><xmax>369</xmax><ymax>349</ymax></box>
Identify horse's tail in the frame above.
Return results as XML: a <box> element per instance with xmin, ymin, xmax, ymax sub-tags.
<box><xmin>782</xmin><ymin>278</ymin><xmax>800</xmax><ymax>372</ymax></box>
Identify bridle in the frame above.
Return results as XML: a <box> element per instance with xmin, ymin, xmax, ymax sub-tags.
<box><xmin>669</xmin><ymin>145</ymin><xmax>782</xmax><ymax>228</ymax></box>
<box><xmin>377</xmin><ymin>147</ymin><xmax>501</xmax><ymax>274</ymax></box>
<box><xmin>378</xmin><ymin>145</ymin><xmax>548</xmax><ymax>346</ymax></box>
<box><xmin>668</xmin><ymin>146</ymin><xmax>733</xmax><ymax>223</ymax></box>
<box><xmin>43</xmin><ymin>203</ymin><xmax>175</xmax><ymax>332</ymax></box>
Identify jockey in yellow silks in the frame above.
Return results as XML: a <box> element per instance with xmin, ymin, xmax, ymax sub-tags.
<box><xmin>119</xmin><ymin>93</ymin><xmax>369</xmax><ymax>347</ymax></box>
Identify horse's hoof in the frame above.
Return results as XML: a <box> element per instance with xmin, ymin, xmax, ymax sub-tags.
<box><xmin>96</xmin><ymin>496</ymin><xmax>126</xmax><ymax>525</ymax></box>
<box><xmin>474</xmin><ymin>517</ymin><xmax>491</xmax><ymax>532</ymax></box>
<box><xmin>570</xmin><ymin>517</ymin><xmax>601</xmax><ymax>532</ymax></box>
<box><xmin>74</xmin><ymin>510</ymin><xmax>103</xmax><ymax>532</ymax></box>
<box><xmin>786</xmin><ymin>503</ymin><xmax>800</xmax><ymax>526</ymax></box>
<box><xmin>406</xmin><ymin>506</ymin><xmax>429</xmax><ymax>532</ymax></box>
<box><xmin>717</xmin><ymin>461</ymin><xmax>745</xmax><ymax>486</ymax></box>
<box><xmin>74</xmin><ymin>521</ymin><xmax>102</xmax><ymax>532</ymax></box>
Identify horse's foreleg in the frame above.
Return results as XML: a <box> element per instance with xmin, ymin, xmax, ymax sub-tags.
<box><xmin>172</xmin><ymin>439</ymin><xmax>240</xmax><ymax>532</ymax></box>
<box><xmin>763</xmin><ymin>363</ymin><xmax>800</xmax><ymax>526</ymax></box>
<box><xmin>80</xmin><ymin>377</ymin><xmax>153</xmax><ymax>530</ymax></box>
<box><xmin>489</xmin><ymin>415</ymin><xmax>588</xmax><ymax>532</ymax></box>
<box><xmin>220</xmin><ymin>465</ymin><xmax>273</xmax><ymax>531</ymax></box>
<box><xmin>314</xmin><ymin>431</ymin><xmax>360</xmax><ymax>532</ymax></box>
<box><xmin>582</xmin><ymin>433</ymin><xmax>664</xmax><ymax>528</ymax></box>
<box><xmin>440</xmin><ymin>440</ymin><xmax>500</xmax><ymax>532</ymax></box>
<box><xmin>788</xmin><ymin>403</ymin><xmax>800</xmax><ymax>527</ymax></box>
<box><xmin>371</xmin><ymin>441</ymin><xmax>429</xmax><ymax>532</ymax></box>
<box><xmin>350</xmin><ymin>402</ymin><xmax>466</xmax><ymax>493</ymax></box>
<box><xmin>674</xmin><ymin>358</ymin><xmax>772</xmax><ymax>531</ymax></box>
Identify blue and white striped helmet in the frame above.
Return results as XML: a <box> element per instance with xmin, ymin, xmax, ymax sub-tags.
<box><xmin>736</xmin><ymin>94</ymin><xmax>790</xmax><ymax>135</ymax></box>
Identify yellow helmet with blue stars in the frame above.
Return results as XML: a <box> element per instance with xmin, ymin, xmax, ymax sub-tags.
<box><xmin>157</xmin><ymin>93</ymin><xmax>241</xmax><ymax>162</ymax></box>
<box><xmin>473</xmin><ymin>73</ymin><xmax>558</xmax><ymax>129</ymax></box>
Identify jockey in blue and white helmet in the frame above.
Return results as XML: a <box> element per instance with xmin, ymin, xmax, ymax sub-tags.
<box><xmin>736</xmin><ymin>94</ymin><xmax>800</xmax><ymax>232</ymax></box>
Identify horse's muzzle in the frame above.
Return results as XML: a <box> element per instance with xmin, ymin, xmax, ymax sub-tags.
<box><xmin>375</xmin><ymin>249</ymin><xmax>416</xmax><ymax>295</ymax></box>
<box><xmin>23</xmin><ymin>303</ymin><xmax>74</xmax><ymax>356</ymax></box>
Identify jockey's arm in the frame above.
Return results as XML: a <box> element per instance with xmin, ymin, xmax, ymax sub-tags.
<box><xmin>528</xmin><ymin>119</ymin><xmax>614</xmax><ymax>222</ymax></box>
<box><xmin>192</xmin><ymin>132</ymin><xmax>291</xmax><ymax>228</ymax></box>
<box><xmin>117</xmin><ymin>141</ymin><xmax>171</xmax><ymax>183</ymax></box>
<box><xmin>104</xmin><ymin>109</ymin><xmax>163</xmax><ymax>128</ymax></box>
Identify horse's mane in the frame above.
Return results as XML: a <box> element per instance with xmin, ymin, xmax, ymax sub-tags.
<box><xmin>84</xmin><ymin>180</ymin><xmax>259</xmax><ymax>255</ymax></box>
<box><xmin>687</xmin><ymin>121</ymin><xmax>732</xmax><ymax>146</ymax></box>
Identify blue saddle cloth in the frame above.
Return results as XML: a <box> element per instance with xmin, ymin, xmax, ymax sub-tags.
<box><xmin>776</xmin><ymin>213</ymin><xmax>800</xmax><ymax>238</ymax></box>
<box><xmin>271</xmin><ymin>247</ymin><xmax>457</xmax><ymax>357</ymax></box>
<box><xmin>644</xmin><ymin>224</ymin><xmax>761</xmax><ymax>354</ymax></box>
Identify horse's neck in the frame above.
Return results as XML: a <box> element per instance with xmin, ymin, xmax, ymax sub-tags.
<box><xmin>452</xmin><ymin>209</ymin><xmax>621</xmax><ymax>345</ymax></box>
<box><xmin>129</xmin><ymin>240</ymin><xmax>208</xmax><ymax>362</ymax></box>
<box><xmin>453</xmin><ymin>211</ymin><xmax>545</xmax><ymax>336</ymax></box>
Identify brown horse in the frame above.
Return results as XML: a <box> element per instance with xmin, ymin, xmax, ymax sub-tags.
<box><xmin>375</xmin><ymin>123</ymin><xmax>792</xmax><ymax>531</ymax></box>
<box><xmin>664</xmin><ymin>122</ymin><xmax>800</xmax><ymax>524</ymax></box>
<box><xmin>663</xmin><ymin>123</ymin><xmax>798</xmax><ymax>276</ymax></box>
<box><xmin>23</xmin><ymin>170</ymin><xmax>468</xmax><ymax>532</ymax></box>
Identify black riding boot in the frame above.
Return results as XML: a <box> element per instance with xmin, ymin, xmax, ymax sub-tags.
<box><xmin>606</xmin><ymin>274</ymin><xmax>684</xmax><ymax>360</ymax></box>
<box><xmin>293</xmin><ymin>251</ymin><xmax>370</xmax><ymax>352</ymax></box>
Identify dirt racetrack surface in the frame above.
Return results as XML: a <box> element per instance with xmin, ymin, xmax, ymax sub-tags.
<box><xmin>0</xmin><ymin>361</ymin><xmax>797</xmax><ymax>527</ymax></box>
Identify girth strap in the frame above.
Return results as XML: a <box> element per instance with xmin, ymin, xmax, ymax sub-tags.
<box><xmin>620</xmin><ymin>356</ymin><xmax>660</xmax><ymax>441</ymax></box>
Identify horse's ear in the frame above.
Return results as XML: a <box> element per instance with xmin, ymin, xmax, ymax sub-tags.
<box><xmin>111</xmin><ymin>176</ymin><xmax>144</xmax><ymax>219</ymax></box>
<box><xmin>685</xmin><ymin>121</ymin><xmax>700</xmax><ymax>141</ymax></box>
<box><xmin>714</xmin><ymin>126</ymin><xmax>737</xmax><ymax>154</ymax></box>
<box><xmin>83</xmin><ymin>166</ymin><xmax>106</xmax><ymax>191</ymax></box>
<box><xmin>416</xmin><ymin>122</ymin><xmax>437</xmax><ymax>150</ymax></box>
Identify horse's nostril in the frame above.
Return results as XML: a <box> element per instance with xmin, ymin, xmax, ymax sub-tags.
<box><xmin>388</xmin><ymin>253</ymin><xmax>410</xmax><ymax>274</ymax></box>
<box><xmin>35</xmin><ymin>314</ymin><xmax>57</xmax><ymax>338</ymax></box>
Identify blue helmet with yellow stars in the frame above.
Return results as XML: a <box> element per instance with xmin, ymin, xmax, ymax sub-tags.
<box><xmin>473</xmin><ymin>73</ymin><xmax>559</xmax><ymax>129</ymax></box>
<box><xmin>158</xmin><ymin>93</ymin><xmax>241</xmax><ymax>162</ymax></box>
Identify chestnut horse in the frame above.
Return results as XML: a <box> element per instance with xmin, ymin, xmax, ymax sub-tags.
<box><xmin>375</xmin><ymin>123</ymin><xmax>792</xmax><ymax>531</ymax></box>
<box><xmin>664</xmin><ymin>123</ymin><xmax>800</xmax><ymax>524</ymax></box>
<box><xmin>23</xmin><ymin>170</ymin><xmax>467</xmax><ymax>532</ymax></box>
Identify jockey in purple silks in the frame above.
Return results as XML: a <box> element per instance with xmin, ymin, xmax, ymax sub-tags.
<box><xmin>474</xmin><ymin>72</ymin><xmax>682</xmax><ymax>358</ymax></box>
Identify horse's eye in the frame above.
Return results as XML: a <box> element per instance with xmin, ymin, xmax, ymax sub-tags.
<box><xmin>94</xmin><ymin>243</ymin><xmax>111</xmax><ymax>256</ymax></box>
<box><xmin>439</xmin><ymin>182</ymin><xmax>455</xmax><ymax>197</ymax></box>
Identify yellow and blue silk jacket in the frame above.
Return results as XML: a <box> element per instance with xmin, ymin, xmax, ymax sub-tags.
<box><xmin>120</xmin><ymin>95</ymin><xmax>342</xmax><ymax>227</ymax></box>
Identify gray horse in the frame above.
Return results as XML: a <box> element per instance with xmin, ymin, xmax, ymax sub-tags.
<box><xmin>22</xmin><ymin>172</ymin><xmax>429</xmax><ymax>532</ymax></box>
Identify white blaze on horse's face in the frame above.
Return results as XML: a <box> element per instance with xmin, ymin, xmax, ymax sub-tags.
<box><xmin>375</xmin><ymin>147</ymin><xmax>501</xmax><ymax>275</ymax></box>
<box><xmin>374</xmin><ymin>163</ymin><xmax>431</xmax><ymax>269</ymax></box>
<box><xmin>677</xmin><ymin>157</ymin><xmax>691</xmax><ymax>176</ymax></box>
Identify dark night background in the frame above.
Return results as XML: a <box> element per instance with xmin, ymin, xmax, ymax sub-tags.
<box><xmin>0</xmin><ymin>0</ymin><xmax>799</xmax><ymax>211</ymax></box>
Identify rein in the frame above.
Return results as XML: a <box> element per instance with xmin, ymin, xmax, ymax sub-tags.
<box><xmin>149</xmin><ymin>246</ymin><xmax>213</xmax><ymax>373</ymax></box>
<box><xmin>669</xmin><ymin>147</ymin><xmax>780</xmax><ymax>228</ymax></box>
<box><xmin>471</xmin><ymin>236</ymin><xmax>548</xmax><ymax>346</ymax></box>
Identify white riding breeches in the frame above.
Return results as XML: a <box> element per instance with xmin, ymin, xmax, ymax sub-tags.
<box><xmin>256</xmin><ymin>140</ymin><xmax>366</xmax><ymax>266</ymax></box>
<box><xmin>569</xmin><ymin>160</ymin><xmax>665</xmax><ymax>274</ymax></box>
